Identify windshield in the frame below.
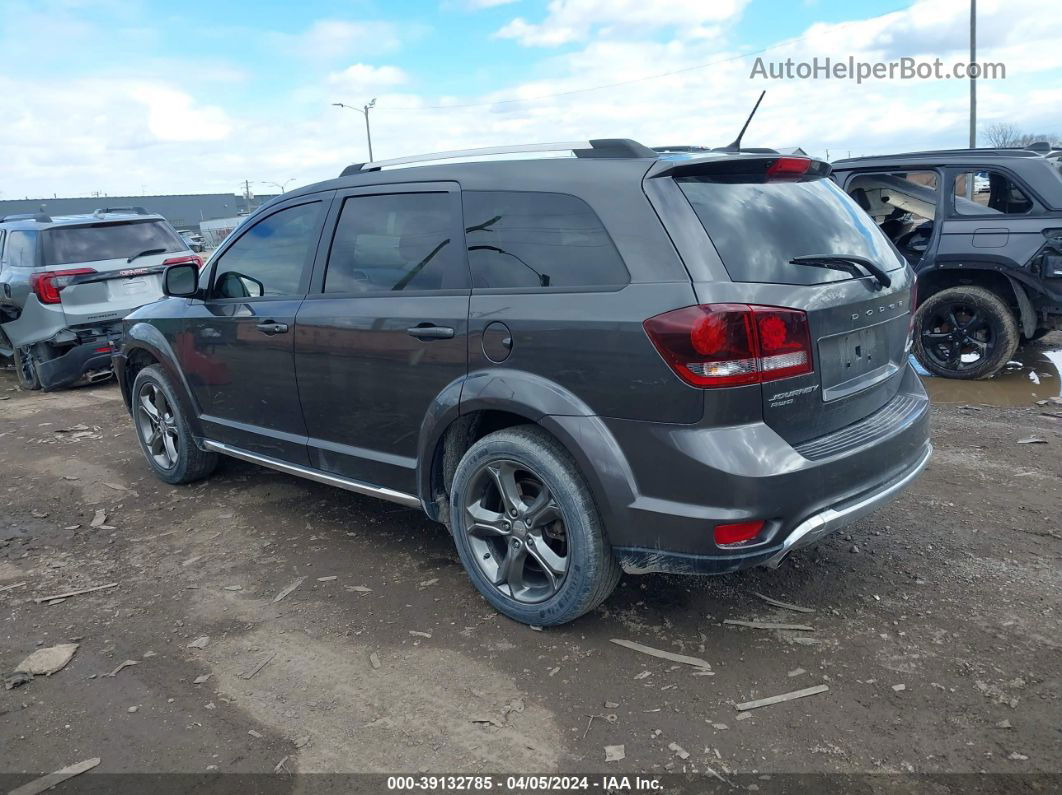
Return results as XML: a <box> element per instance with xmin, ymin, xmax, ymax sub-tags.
<box><xmin>677</xmin><ymin>176</ymin><xmax>905</xmax><ymax>285</ymax></box>
<box><xmin>42</xmin><ymin>220</ymin><xmax>184</xmax><ymax>266</ymax></box>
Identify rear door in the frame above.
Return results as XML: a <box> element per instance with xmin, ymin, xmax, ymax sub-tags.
<box><xmin>41</xmin><ymin>219</ymin><xmax>192</xmax><ymax>326</ymax></box>
<box><xmin>294</xmin><ymin>183</ymin><xmax>470</xmax><ymax>493</ymax></box>
<box><xmin>655</xmin><ymin>158</ymin><xmax>916</xmax><ymax>445</ymax></box>
<box><xmin>177</xmin><ymin>196</ymin><xmax>331</xmax><ymax>463</ymax></box>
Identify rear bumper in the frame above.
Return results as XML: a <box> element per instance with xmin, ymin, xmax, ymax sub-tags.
<box><xmin>554</xmin><ymin>364</ymin><xmax>932</xmax><ymax>575</ymax></box>
<box><xmin>37</xmin><ymin>338</ymin><xmax>116</xmax><ymax>391</ymax></box>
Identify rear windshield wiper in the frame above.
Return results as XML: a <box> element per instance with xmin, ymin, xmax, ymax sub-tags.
<box><xmin>789</xmin><ymin>255</ymin><xmax>892</xmax><ymax>288</ymax></box>
<box><xmin>127</xmin><ymin>247</ymin><xmax>166</xmax><ymax>263</ymax></box>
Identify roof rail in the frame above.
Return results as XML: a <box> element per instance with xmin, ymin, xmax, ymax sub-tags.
<box><xmin>93</xmin><ymin>206</ymin><xmax>151</xmax><ymax>216</ymax></box>
<box><xmin>340</xmin><ymin>138</ymin><xmax>657</xmax><ymax>175</ymax></box>
<box><xmin>0</xmin><ymin>212</ymin><xmax>52</xmax><ymax>223</ymax></box>
<box><xmin>834</xmin><ymin>147</ymin><xmax>1045</xmax><ymax>163</ymax></box>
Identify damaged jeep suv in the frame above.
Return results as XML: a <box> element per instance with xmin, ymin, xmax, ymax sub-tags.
<box><xmin>0</xmin><ymin>208</ymin><xmax>201</xmax><ymax>390</ymax></box>
<box><xmin>115</xmin><ymin>140</ymin><xmax>931</xmax><ymax>625</ymax></box>
<box><xmin>832</xmin><ymin>149</ymin><xmax>1062</xmax><ymax>379</ymax></box>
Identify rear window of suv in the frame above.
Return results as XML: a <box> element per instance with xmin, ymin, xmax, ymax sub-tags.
<box><xmin>42</xmin><ymin>220</ymin><xmax>184</xmax><ymax>266</ymax></box>
<box><xmin>677</xmin><ymin>176</ymin><xmax>904</xmax><ymax>285</ymax></box>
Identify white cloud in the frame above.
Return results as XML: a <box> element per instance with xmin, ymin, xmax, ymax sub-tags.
<box><xmin>496</xmin><ymin>0</ymin><xmax>749</xmax><ymax>46</ymax></box>
<box><xmin>461</xmin><ymin>0</ymin><xmax>520</xmax><ymax>8</ymax></box>
<box><xmin>270</xmin><ymin>19</ymin><xmax>404</xmax><ymax>60</ymax></box>
<box><xmin>328</xmin><ymin>64</ymin><xmax>409</xmax><ymax>92</ymax></box>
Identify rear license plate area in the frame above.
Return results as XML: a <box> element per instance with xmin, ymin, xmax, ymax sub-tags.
<box><xmin>818</xmin><ymin>316</ymin><xmax>905</xmax><ymax>399</ymax></box>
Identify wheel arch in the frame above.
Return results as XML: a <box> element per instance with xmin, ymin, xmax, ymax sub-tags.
<box><xmin>119</xmin><ymin>322</ymin><xmax>205</xmax><ymax>439</ymax></box>
<box><xmin>416</xmin><ymin>370</ymin><xmax>635</xmax><ymax>535</ymax></box>
<box><xmin>916</xmin><ymin>263</ymin><xmax>1036</xmax><ymax>336</ymax></box>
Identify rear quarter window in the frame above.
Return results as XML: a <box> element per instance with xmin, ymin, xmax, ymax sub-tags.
<box><xmin>43</xmin><ymin>220</ymin><xmax>184</xmax><ymax>266</ymax></box>
<box><xmin>462</xmin><ymin>191</ymin><xmax>629</xmax><ymax>289</ymax></box>
<box><xmin>678</xmin><ymin>176</ymin><xmax>904</xmax><ymax>285</ymax></box>
<box><xmin>4</xmin><ymin>230</ymin><xmax>38</xmax><ymax>267</ymax></box>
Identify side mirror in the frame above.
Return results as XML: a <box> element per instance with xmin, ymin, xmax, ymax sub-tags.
<box><xmin>163</xmin><ymin>263</ymin><xmax>199</xmax><ymax>298</ymax></box>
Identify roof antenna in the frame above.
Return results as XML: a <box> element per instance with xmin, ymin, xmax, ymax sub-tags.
<box><xmin>719</xmin><ymin>90</ymin><xmax>766</xmax><ymax>152</ymax></box>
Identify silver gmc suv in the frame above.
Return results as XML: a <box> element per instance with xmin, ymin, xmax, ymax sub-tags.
<box><xmin>0</xmin><ymin>208</ymin><xmax>201</xmax><ymax>390</ymax></box>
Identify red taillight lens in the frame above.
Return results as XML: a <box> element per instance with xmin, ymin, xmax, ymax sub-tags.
<box><xmin>766</xmin><ymin>156</ymin><xmax>811</xmax><ymax>179</ymax></box>
<box><xmin>164</xmin><ymin>255</ymin><xmax>204</xmax><ymax>269</ymax></box>
<box><xmin>714</xmin><ymin>520</ymin><xmax>766</xmax><ymax>546</ymax></box>
<box><xmin>644</xmin><ymin>304</ymin><xmax>813</xmax><ymax>388</ymax></box>
<box><xmin>29</xmin><ymin>268</ymin><xmax>96</xmax><ymax>304</ymax></box>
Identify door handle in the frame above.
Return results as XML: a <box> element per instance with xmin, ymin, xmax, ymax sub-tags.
<box><xmin>406</xmin><ymin>325</ymin><xmax>455</xmax><ymax>340</ymax></box>
<box><xmin>255</xmin><ymin>321</ymin><xmax>289</xmax><ymax>336</ymax></box>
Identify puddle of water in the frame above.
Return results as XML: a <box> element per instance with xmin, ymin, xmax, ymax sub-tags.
<box><xmin>915</xmin><ymin>346</ymin><xmax>1062</xmax><ymax>406</ymax></box>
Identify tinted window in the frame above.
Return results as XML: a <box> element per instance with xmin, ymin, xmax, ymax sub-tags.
<box><xmin>4</xmin><ymin>230</ymin><xmax>38</xmax><ymax>267</ymax></box>
<box><xmin>43</xmin><ymin>220</ymin><xmax>184</xmax><ymax>266</ymax></box>
<box><xmin>324</xmin><ymin>193</ymin><xmax>462</xmax><ymax>293</ymax></box>
<box><xmin>462</xmin><ymin>191</ymin><xmax>628</xmax><ymax>289</ymax></box>
<box><xmin>212</xmin><ymin>202</ymin><xmax>323</xmax><ymax>298</ymax></box>
<box><xmin>953</xmin><ymin>170</ymin><xmax>1033</xmax><ymax>215</ymax></box>
<box><xmin>678</xmin><ymin>176</ymin><xmax>904</xmax><ymax>285</ymax></box>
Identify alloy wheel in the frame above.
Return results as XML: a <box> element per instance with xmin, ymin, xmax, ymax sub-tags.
<box><xmin>136</xmin><ymin>383</ymin><xmax>180</xmax><ymax>470</ymax></box>
<box><xmin>462</xmin><ymin>459</ymin><xmax>569</xmax><ymax>604</ymax></box>
<box><xmin>920</xmin><ymin>302</ymin><xmax>995</xmax><ymax>373</ymax></box>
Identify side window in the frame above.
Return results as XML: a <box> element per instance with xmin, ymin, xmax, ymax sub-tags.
<box><xmin>846</xmin><ymin>171</ymin><xmax>939</xmax><ymax>261</ymax></box>
<box><xmin>462</xmin><ymin>191</ymin><xmax>629</xmax><ymax>290</ymax></box>
<box><xmin>211</xmin><ymin>202</ymin><xmax>323</xmax><ymax>299</ymax></box>
<box><xmin>4</xmin><ymin>230</ymin><xmax>39</xmax><ymax>268</ymax></box>
<box><xmin>952</xmin><ymin>170</ymin><xmax>1033</xmax><ymax>215</ymax></box>
<box><xmin>0</xmin><ymin>231</ymin><xmax>5</xmax><ymax>259</ymax></box>
<box><xmin>324</xmin><ymin>193</ymin><xmax>463</xmax><ymax>293</ymax></box>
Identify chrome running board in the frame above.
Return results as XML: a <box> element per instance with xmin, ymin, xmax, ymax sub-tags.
<box><xmin>202</xmin><ymin>440</ymin><xmax>422</xmax><ymax>509</ymax></box>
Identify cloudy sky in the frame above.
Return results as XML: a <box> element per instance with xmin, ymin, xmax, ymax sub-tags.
<box><xmin>1</xmin><ymin>0</ymin><xmax>1059</xmax><ymax>199</ymax></box>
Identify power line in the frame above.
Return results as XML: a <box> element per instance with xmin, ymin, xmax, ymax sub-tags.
<box><xmin>375</xmin><ymin>2</ymin><xmax>914</xmax><ymax>112</ymax></box>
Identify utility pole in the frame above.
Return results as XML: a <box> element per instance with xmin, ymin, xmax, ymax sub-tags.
<box><xmin>242</xmin><ymin>180</ymin><xmax>252</xmax><ymax>201</ymax></box>
<box><xmin>969</xmin><ymin>0</ymin><xmax>977</xmax><ymax>149</ymax></box>
<box><xmin>332</xmin><ymin>99</ymin><xmax>377</xmax><ymax>161</ymax></box>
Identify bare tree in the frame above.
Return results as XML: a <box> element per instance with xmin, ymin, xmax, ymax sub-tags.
<box><xmin>982</xmin><ymin>122</ymin><xmax>1022</xmax><ymax>147</ymax></box>
<box><xmin>982</xmin><ymin>122</ymin><xmax>1061</xmax><ymax>149</ymax></box>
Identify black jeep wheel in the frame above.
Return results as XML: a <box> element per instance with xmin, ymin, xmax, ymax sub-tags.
<box><xmin>913</xmin><ymin>286</ymin><xmax>1019</xmax><ymax>380</ymax></box>
<box><xmin>449</xmin><ymin>426</ymin><xmax>621</xmax><ymax>626</ymax></box>
<box><xmin>13</xmin><ymin>347</ymin><xmax>40</xmax><ymax>391</ymax></box>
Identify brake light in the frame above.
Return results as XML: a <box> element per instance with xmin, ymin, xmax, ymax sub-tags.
<box><xmin>766</xmin><ymin>156</ymin><xmax>811</xmax><ymax>179</ymax></box>
<box><xmin>30</xmin><ymin>268</ymin><xmax>96</xmax><ymax>304</ymax></box>
<box><xmin>164</xmin><ymin>255</ymin><xmax>204</xmax><ymax>269</ymax></box>
<box><xmin>643</xmin><ymin>304</ymin><xmax>813</xmax><ymax>388</ymax></box>
<box><xmin>714</xmin><ymin>520</ymin><xmax>766</xmax><ymax>546</ymax></box>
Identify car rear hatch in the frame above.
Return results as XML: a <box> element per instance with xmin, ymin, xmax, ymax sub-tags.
<box><xmin>38</xmin><ymin>219</ymin><xmax>197</xmax><ymax>327</ymax></box>
<box><xmin>652</xmin><ymin>155</ymin><xmax>915</xmax><ymax>444</ymax></box>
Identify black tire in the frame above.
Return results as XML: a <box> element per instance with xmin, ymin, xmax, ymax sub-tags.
<box><xmin>131</xmin><ymin>365</ymin><xmax>218</xmax><ymax>485</ymax></box>
<box><xmin>913</xmin><ymin>286</ymin><xmax>1019</xmax><ymax>380</ymax></box>
<box><xmin>449</xmin><ymin>426</ymin><xmax>621</xmax><ymax>626</ymax></box>
<box><xmin>13</xmin><ymin>347</ymin><xmax>40</xmax><ymax>391</ymax></box>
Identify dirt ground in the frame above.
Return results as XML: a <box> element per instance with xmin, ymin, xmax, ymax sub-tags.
<box><xmin>1</xmin><ymin>338</ymin><xmax>1060</xmax><ymax>791</ymax></box>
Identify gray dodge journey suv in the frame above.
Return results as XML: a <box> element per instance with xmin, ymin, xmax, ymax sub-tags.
<box><xmin>115</xmin><ymin>139</ymin><xmax>931</xmax><ymax>625</ymax></box>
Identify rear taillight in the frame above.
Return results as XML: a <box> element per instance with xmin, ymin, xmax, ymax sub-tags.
<box><xmin>164</xmin><ymin>255</ymin><xmax>204</xmax><ymax>269</ymax></box>
<box><xmin>30</xmin><ymin>268</ymin><xmax>96</xmax><ymax>304</ymax></box>
<box><xmin>643</xmin><ymin>304</ymin><xmax>813</xmax><ymax>388</ymax></box>
<box><xmin>766</xmin><ymin>156</ymin><xmax>811</xmax><ymax>179</ymax></box>
<box><xmin>714</xmin><ymin>520</ymin><xmax>766</xmax><ymax>546</ymax></box>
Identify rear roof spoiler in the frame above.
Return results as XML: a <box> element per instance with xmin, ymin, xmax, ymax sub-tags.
<box><xmin>649</xmin><ymin>153</ymin><xmax>831</xmax><ymax>179</ymax></box>
<box><xmin>93</xmin><ymin>206</ymin><xmax>151</xmax><ymax>217</ymax></box>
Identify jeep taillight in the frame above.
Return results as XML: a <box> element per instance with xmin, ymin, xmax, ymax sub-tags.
<box><xmin>164</xmin><ymin>255</ymin><xmax>204</xmax><ymax>269</ymax></box>
<box><xmin>643</xmin><ymin>304</ymin><xmax>813</xmax><ymax>388</ymax></box>
<box><xmin>30</xmin><ymin>268</ymin><xmax>96</xmax><ymax>304</ymax></box>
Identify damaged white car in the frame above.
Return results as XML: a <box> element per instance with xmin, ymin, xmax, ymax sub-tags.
<box><xmin>0</xmin><ymin>208</ymin><xmax>201</xmax><ymax>390</ymax></box>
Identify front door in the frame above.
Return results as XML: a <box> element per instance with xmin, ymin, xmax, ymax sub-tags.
<box><xmin>294</xmin><ymin>183</ymin><xmax>469</xmax><ymax>493</ymax></box>
<box><xmin>177</xmin><ymin>195</ymin><xmax>332</xmax><ymax>463</ymax></box>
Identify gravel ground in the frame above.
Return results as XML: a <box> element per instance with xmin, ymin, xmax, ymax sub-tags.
<box><xmin>0</xmin><ymin>341</ymin><xmax>1060</xmax><ymax>791</ymax></box>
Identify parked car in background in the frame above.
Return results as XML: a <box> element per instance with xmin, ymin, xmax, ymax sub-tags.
<box><xmin>116</xmin><ymin>140</ymin><xmax>930</xmax><ymax>626</ymax></box>
<box><xmin>833</xmin><ymin>149</ymin><xmax>1062</xmax><ymax>379</ymax></box>
<box><xmin>179</xmin><ymin>231</ymin><xmax>205</xmax><ymax>253</ymax></box>
<box><xmin>0</xmin><ymin>207</ymin><xmax>202</xmax><ymax>390</ymax></box>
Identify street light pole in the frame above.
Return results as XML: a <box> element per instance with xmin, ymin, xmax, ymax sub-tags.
<box><xmin>258</xmin><ymin>178</ymin><xmax>296</xmax><ymax>193</ymax></box>
<box><xmin>332</xmin><ymin>99</ymin><xmax>377</xmax><ymax>161</ymax></box>
<box><xmin>969</xmin><ymin>0</ymin><xmax>977</xmax><ymax>148</ymax></box>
